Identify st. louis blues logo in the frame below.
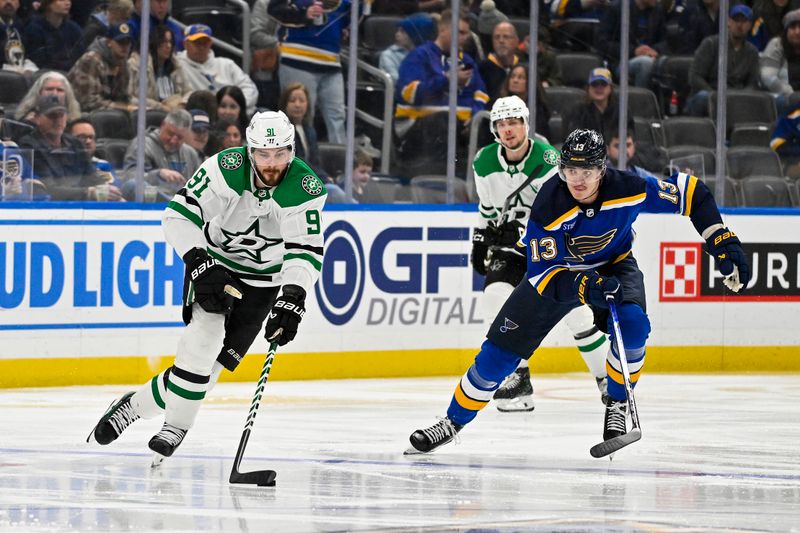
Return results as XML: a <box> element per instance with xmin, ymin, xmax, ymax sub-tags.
<box><xmin>564</xmin><ymin>229</ymin><xmax>616</xmax><ymax>262</ymax></box>
<box><xmin>499</xmin><ymin>318</ymin><xmax>519</xmax><ymax>333</ymax></box>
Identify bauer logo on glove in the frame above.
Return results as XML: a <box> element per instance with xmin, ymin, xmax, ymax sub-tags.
<box><xmin>705</xmin><ymin>227</ymin><xmax>750</xmax><ymax>293</ymax></box>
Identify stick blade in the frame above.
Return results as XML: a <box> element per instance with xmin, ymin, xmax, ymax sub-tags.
<box><xmin>229</xmin><ymin>469</ymin><xmax>277</xmax><ymax>487</ymax></box>
<box><xmin>589</xmin><ymin>428</ymin><xmax>642</xmax><ymax>458</ymax></box>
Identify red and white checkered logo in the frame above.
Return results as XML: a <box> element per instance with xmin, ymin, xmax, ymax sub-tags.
<box><xmin>660</xmin><ymin>243</ymin><xmax>702</xmax><ymax>300</ymax></box>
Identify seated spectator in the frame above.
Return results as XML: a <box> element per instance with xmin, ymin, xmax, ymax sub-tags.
<box><xmin>68</xmin><ymin>118</ymin><xmax>121</xmax><ymax>185</ymax></box>
<box><xmin>478</xmin><ymin>21</ymin><xmax>521</xmax><ymax>100</ymax></box>
<box><xmin>121</xmin><ymin>109</ymin><xmax>201</xmax><ymax>201</ymax></box>
<box><xmin>606</xmin><ymin>131</ymin><xmax>659</xmax><ymax>178</ymax></box>
<box><xmin>0</xmin><ymin>0</ymin><xmax>38</xmax><ymax>74</ymax></box>
<box><xmin>476</xmin><ymin>0</ymin><xmax>508</xmax><ymax>54</ymax></box>
<box><xmin>250</xmin><ymin>0</ymin><xmax>280</xmax><ymax>80</ymax></box>
<box><xmin>751</xmin><ymin>0</ymin><xmax>797</xmax><ymax>51</ymax></box>
<box><xmin>185</xmin><ymin>108</ymin><xmax>211</xmax><ymax>159</ymax></box>
<box><xmin>204</xmin><ymin>118</ymin><xmax>243</xmax><ymax>154</ymax></box>
<box><xmin>185</xmin><ymin>90</ymin><xmax>218</xmax><ymax>123</ymax></box>
<box><xmin>83</xmin><ymin>0</ymin><xmax>133</xmax><ymax>47</ymax></box>
<box><xmin>686</xmin><ymin>5</ymin><xmax>760</xmax><ymax>116</ymax></box>
<box><xmin>24</xmin><ymin>0</ymin><xmax>85</xmax><ymax>72</ymax></box>
<box><xmin>69</xmin><ymin>23</ymin><xmax>135</xmax><ymax>114</ymax></box>
<box><xmin>279</xmin><ymin>81</ymin><xmax>325</xmax><ymax>177</ymax></box>
<box><xmin>127</xmin><ymin>24</ymin><xmax>191</xmax><ymax>111</ymax></box>
<box><xmin>128</xmin><ymin>0</ymin><xmax>183</xmax><ymax>51</ymax></box>
<box><xmin>760</xmin><ymin>8</ymin><xmax>800</xmax><ymax>114</ymax></box>
<box><xmin>19</xmin><ymin>95</ymin><xmax>122</xmax><ymax>201</ymax></box>
<box><xmin>497</xmin><ymin>63</ymin><xmax>551</xmax><ymax>141</ymax></box>
<box><xmin>379</xmin><ymin>13</ymin><xmax>436</xmax><ymax>84</ymax></box>
<box><xmin>770</xmin><ymin>102</ymin><xmax>800</xmax><ymax>177</ymax></box>
<box><xmin>595</xmin><ymin>0</ymin><xmax>667</xmax><ymax>88</ymax></box>
<box><xmin>216</xmin><ymin>86</ymin><xmax>249</xmax><ymax>134</ymax></box>
<box><xmin>176</xmin><ymin>24</ymin><xmax>259</xmax><ymax>115</ymax></box>
<box><xmin>350</xmin><ymin>148</ymin><xmax>374</xmax><ymax>202</ymax></box>
<box><xmin>564</xmin><ymin>68</ymin><xmax>630</xmax><ymax>141</ymax></box>
<box><xmin>395</xmin><ymin>7</ymin><xmax>489</xmax><ymax>176</ymax></box>
<box><xmin>15</xmin><ymin>71</ymin><xmax>81</xmax><ymax>124</ymax></box>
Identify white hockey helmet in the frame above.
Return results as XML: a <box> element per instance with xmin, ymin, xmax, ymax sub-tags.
<box><xmin>490</xmin><ymin>95</ymin><xmax>530</xmax><ymax>141</ymax></box>
<box><xmin>246</xmin><ymin>110</ymin><xmax>295</xmax><ymax>159</ymax></box>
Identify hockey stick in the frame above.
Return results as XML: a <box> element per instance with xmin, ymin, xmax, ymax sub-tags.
<box><xmin>589</xmin><ymin>297</ymin><xmax>642</xmax><ymax>458</ymax></box>
<box><xmin>229</xmin><ymin>341</ymin><xmax>279</xmax><ymax>486</ymax></box>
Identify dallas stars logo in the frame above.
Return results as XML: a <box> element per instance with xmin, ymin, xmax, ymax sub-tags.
<box><xmin>219</xmin><ymin>220</ymin><xmax>282</xmax><ymax>262</ymax></box>
<box><xmin>301</xmin><ymin>175</ymin><xmax>323</xmax><ymax>196</ymax></box>
<box><xmin>220</xmin><ymin>152</ymin><xmax>243</xmax><ymax>171</ymax></box>
<box><xmin>543</xmin><ymin>149</ymin><xmax>558</xmax><ymax>166</ymax></box>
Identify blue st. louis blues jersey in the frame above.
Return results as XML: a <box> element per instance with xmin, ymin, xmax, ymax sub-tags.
<box><xmin>523</xmin><ymin>167</ymin><xmax>723</xmax><ymax>302</ymax></box>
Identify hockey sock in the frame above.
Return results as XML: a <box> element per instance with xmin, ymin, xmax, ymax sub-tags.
<box><xmin>605</xmin><ymin>303</ymin><xmax>650</xmax><ymax>401</ymax></box>
<box><xmin>164</xmin><ymin>365</ymin><xmax>210</xmax><ymax>430</ymax></box>
<box><xmin>131</xmin><ymin>368</ymin><xmax>171</xmax><ymax>419</ymax></box>
<box><xmin>574</xmin><ymin>326</ymin><xmax>608</xmax><ymax>378</ymax></box>
<box><xmin>447</xmin><ymin>340</ymin><xmax>521</xmax><ymax>426</ymax></box>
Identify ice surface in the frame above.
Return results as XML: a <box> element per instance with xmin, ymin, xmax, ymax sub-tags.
<box><xmin>1</xmin><ymin>374</ymin><xmax>798</xmax><ymax>532</ymax></box>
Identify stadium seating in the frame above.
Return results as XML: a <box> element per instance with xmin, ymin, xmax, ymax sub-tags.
<box><xmin>726</xmin><ymin>146</ymin><xmax>783</xmax><ymax>181</ymax></box>
<box><xmin>739</xmin><ymin>176</ymin><xmax>793</xmax><ymax>207</ymax></box>
<box><xmin>703</xmin><ymin>177</ymin><xmax>741</xmax><ymax>207</ymax></box>
<box><xmin>89</xmin><ymin>109</ymin><xmax>133</xmax><ymax>140</ymax></box>
<box><xmin>318</xmin><ymin>142</ymin><xmax>348</xmax><ymax>178</ymax></box>
<box><xmin>0</xmin><ymin>71</ymin><xmax>28</xmax><ymax>108</ymax></box>
<box><xmin>730</xmin><ymin>123</ymin><xmax>773</xmax><ymax>147</ymax></box>
<box><xmin>662</xmin><ymin>117</ymin><xmax>717</xmax><ymax>149</ymax></box>
<box><xmin>409</xmin><ymin>175</ymin><xmax>469</xmax><ymax>203</ymax></box>
<box><xmin>95</xmin><ymin>138</ymin><xmax>130</xmax><ymax>170</ymax></box>
<box><xmin>554</xmin><ymin>53</ymin><xmax>602</xmax><ymax>88</ymax></box>
<box><xmin>709</xmin><ymin>90</ymin><xmax>777</xmax><ymax>136</ymax></box>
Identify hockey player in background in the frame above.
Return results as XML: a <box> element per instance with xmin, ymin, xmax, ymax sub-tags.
<box><xmin>88</xmin><ymin>110</ymin><xmax>326</xmax><ymax>461</ymax></box>
<box><xmin>473</xmin><ymin>96</ymin><xmax>609</xmax><ymax>412</ymax></box>
<box><xmin>407</xmin><ymin>129</ymin><xmax>750</xmax><ymax>455</ymax></box>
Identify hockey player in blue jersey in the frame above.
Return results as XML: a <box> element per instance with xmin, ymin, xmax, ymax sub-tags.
<box><xmin>406</xmin><ymin>128</ymin><xmax>751</xmax><ymax>455</ymax></box>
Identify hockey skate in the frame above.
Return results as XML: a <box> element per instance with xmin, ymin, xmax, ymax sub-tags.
<box><xmin>602</xmin><ymin>397</ymin><xmax>627</xmax><ymax>441</ymax></box>
<box><xmin>493</xmin><ymin>367</ymin><xmax>534</xmax><ymax>412</ymax></box>
<box><xmin>87</xmin><ymin>392</ymin><xmax>140</xmax><ymax>445</ymax></box>
<box><xmin>149</xmin><ymin>423</ymin><xmax>188</xmax><ymax>466</ymax></box>
<box><xmin>596</xmin><ymin>376</ymin><xmax>610</xmax><ymax>405</ymax></box>
<box><xmin>405</xmin><ymin>417</ymin><xmax>462</xmax><ymax>455</ymax></box>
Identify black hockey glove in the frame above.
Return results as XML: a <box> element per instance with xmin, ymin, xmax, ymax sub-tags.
<box><xmin>471</xmin><ymin>228</ymin><xmax>489</xmax><ymax>276</ymax></box>
<box><xmin>183</xmin><ymin>248</ymin><xmax>242</xmax><ymax>315</ymax></box>
<box><xmin>705</xmin><ymin>227</ymin><xmax>750</xmax><ymax>293</ymax></box>
<box><xmin>487</xmin><ymin>220</ymin><xmax>524</xmax><ymax>247</ymax></box>
<box><xmin>573</xmin><ymin>270</ymin><xmax>623</xmax><ymax>309</ymax></box>
<box><xmin>264</xmin><ymin>285</ymin><xmax>306</xmax><ymax>346</ymax></box>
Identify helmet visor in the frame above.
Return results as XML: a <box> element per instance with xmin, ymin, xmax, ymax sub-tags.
<box><xmin>250</xmin><ymin>147</ymin><xmax>292</xmax><ymax>166</ymax></box>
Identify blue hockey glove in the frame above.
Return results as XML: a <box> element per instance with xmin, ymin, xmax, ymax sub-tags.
<box><xmin>573</xmin><ymin>270</ymin><xmax>623</xmax><ymax>309</ymax></box>
<box><xmin>705</xmin><ymin>227</ymin><xmax>750</xmax><ymax>293</ymax></box>
<box><xmin>264</xmin><ymin>285</ymin><xmax>306</xmax><ymax>346</ymax></box>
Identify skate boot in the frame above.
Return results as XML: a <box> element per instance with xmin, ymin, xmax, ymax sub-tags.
<box><xmin>603</xmin><ymin>397</ymin><xmax>627</xmax><ymax>441</ymax></box>
<box><xmin>405</xmin><ymin>417</ymin><xmax>463</xmax><ymax>454</ymax></box>
<box><xmin>87</xmin><ymin>392</ymin><xmax>140</xmax><ymax>445</ymax></box>
<box><xmin>148</xmin><ymin>423</ymin><xmax>188</xmax><ymax>459</ymax></box>
<box><xmin>596</xmin><ymin>376</ymin><xmax>609</xmax><ymax>405</ymax></box>
<box><xmin>493</xmin><ymin>367</ymin><xmax>534</xmax><ymax>412</ymax></box>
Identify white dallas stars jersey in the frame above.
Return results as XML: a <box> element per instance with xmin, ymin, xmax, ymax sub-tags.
<box><xmin>472</xmin><ymin>139</ymin><xmax>560</xmax><ymax>228</ymax></box>
<box><xmin>164</xmin><ymin>147</ymin><xmax>326</xmax><ymax>293</ymax></box>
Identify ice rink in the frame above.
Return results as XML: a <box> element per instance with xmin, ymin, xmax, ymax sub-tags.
<box><xmin>1</xmin><ymin>373</ymin><xmax>798</xmax><ymax>532</ymax></box>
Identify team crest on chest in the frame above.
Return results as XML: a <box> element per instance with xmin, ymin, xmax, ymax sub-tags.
<box><xmin>301</xmin><ymin>175</ymin><xmax>323</xmax><ymax>196</ymax></box>
<box><xmin>543</xmin><ymin>149</ymin><xmax>558</xmax><ymax>166</ymax></box>
<box><xmin>220</xmin><ymin>220</ymin><xmax>283</xmax><ymax>262</ymax></box>
<box><xmin>221</xmin><ymin>152</ymin><xmax>243</xmax><ymax>170</ymax></box>
<box><xmin>564</xmin><ymin>229</ymin><xmax>616</xmax><ymax>262</ymax></box>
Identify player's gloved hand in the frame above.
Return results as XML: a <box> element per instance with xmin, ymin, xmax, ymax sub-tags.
<box><xmin>705</xmin><ymin>227</ymin><xmax>750</xmax><ymax>293</ymax></box>
<box><xmin>471</xmin><ymin>228</ymin><xmax>489</xmax><ymax>275</ymax></box>
<box><xmin>264</xmin><ymin>285</ymin><xmax>306</xmax><ymax>346</ymax></box>
<box><xmin>573</xmin><ymin>270</ymin><xmax>623</xmax><ymax>309</ymax></box>
<box><xmin>183</xmin><ymin>248</ymin><xmax>242</xmax><ymax>314</ymax></box>
<box><xmin>487</xmin><ymin>220</ymin><xmax>524</xmax><ymax>247</ymax></box>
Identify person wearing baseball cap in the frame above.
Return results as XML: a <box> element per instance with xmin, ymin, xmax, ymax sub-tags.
<box><xmin>176</xmin><ymin>23</ymin><xmax>259</xmax><ymax>115</ymax></box>
<box><xmin>186</xmin><ymin>109</ymin><xmax>211</xmax><ymax>158</ymax></box>
<box><xmin>67</xmin><ymin>22</ymin><xmax>135</xmax><ymax>113</ymax></box>
<box><xmin>564</xmin><ymin>67</ymin><xmax>633</xmax><ymax>141</ymax></box>
<box><xmin>685</xmin><ymin>3</ymin><xmax>759</xmax><ymax>115</ymax></box>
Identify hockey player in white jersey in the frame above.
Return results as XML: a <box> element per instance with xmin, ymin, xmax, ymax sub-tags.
<box><xmin>87</xmin><ymin>110</ymin><xmax>326</xmax><ymax>461</ymax></box>
<box><xmin>472</xmin><ymin>96</ymin><xmax>608</xmax><ymax>412</ymax></box>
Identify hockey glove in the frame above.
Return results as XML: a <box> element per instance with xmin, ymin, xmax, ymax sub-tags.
<box><xmin>264</xmin><ymin>284</ymin><xmax>306</xmax><ymax>346</ymax></box>
<box><xmin>471</xmin><ymin>228</ymin><xmax>490</xmax><ymax>276</ymax></box>
<box><xmin>573</xmin><ymin>270</ymin><xmax>623</xmax><ymax>309</ymax></box>
<box><xmin>183</xmin><ymin>248</ymin><xmax>242</xmax><ymax>315</ymax></box>
<box><xmin>705</xmin><ymin>227</ymin><xmax>750</xmax><ymax>293</ymax></box>
<box><xmin>487</xmin><ymin>220</ymin><xmax>525</xmax><ymax>248</ymax></box>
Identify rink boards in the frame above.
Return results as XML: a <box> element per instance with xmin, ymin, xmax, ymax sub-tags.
<box><xmin>0</xmin><ymin>203</ymin><xmax>798</xmax><ymax>387</ymax></box>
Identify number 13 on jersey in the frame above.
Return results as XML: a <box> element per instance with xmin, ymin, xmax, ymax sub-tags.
<box><xmin>529</xmin><ymin>237</ymin><xmax>557</xmax><ymax>261</ymax></box>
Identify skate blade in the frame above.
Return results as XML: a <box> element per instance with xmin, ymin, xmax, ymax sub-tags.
<box><xmin>495</xmin><ymin>397</ymin><xmax>535</xmax><ymax>412</ymax></box>
<box><xmin>403</xmin><ymin>446</ymin><xmax>427</xmax><ymax>456</ymax></box>
<box><xmin>151</xmin><ymin>453</ymin><xmax>166</xmax><ymax>468</ymax></box>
